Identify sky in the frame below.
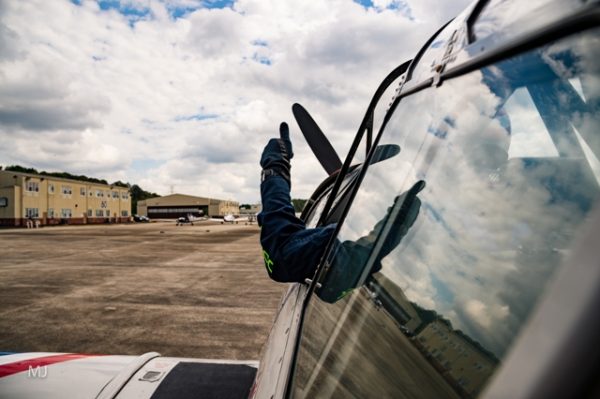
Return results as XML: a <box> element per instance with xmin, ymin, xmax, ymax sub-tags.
<box><xmin>0</xmin><ymin>0</ymin><xmax>471</xmax><ymax>203</ymax></box>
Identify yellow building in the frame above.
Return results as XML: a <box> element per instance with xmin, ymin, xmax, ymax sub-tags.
<box><xmin>138</xmin><ymin>194</ymin><xmax>239</xmax><ymax>219</ymax></box>
<box><xmin>416</xmin><ymin>319</ymin><xmax>498</xmax><ymax>397</ymax></box>
<box><xmin>0</xmin><ymin>170</ymin><xmax>131</xmax><ymax>227</ymax></box>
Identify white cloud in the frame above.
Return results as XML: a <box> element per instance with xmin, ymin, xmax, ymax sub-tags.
<box><xmin>0</xmin><ymin>0</ymin><xmax>470</xmax><ymax>202</ymax></box>
<box><xmin>407</xmin><ymin>0</ymin><xmax>472</xmax><ymax>25</ymax></box>
<box><xmin>464</xmin><ymin>299</ymin><xmax>509</xmax><ymax>330</ymax></box>
<box><xmin>186</xmin><ymin>8</ymin><xmax>245</xmax><ymax>57</ymax></box>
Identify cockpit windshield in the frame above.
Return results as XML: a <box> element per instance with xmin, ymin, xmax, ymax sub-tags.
<box><xmin>292</xmin><ymin>28</ymin><xmax>600</xmax><ymax>399</ymax></box>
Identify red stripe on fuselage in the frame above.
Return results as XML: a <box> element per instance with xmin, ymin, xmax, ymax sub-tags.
<box><xmin>0</xmin><ymin>354</ymin><xmax>99</xmax><ymax>378</ymax></box>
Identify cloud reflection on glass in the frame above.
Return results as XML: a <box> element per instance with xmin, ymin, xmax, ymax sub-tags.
<box><xmin>354</xmin><ymin>32</ymin><xmax>600</xmax><ymax>358</ymax></box>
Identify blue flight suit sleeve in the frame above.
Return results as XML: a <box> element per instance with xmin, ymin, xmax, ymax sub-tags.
<box><xmin>258</xmin><ymin>174</ymin><xmax>336</xmax><ymax>282</ymax></box>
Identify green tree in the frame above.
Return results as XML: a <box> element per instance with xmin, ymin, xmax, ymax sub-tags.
<box><xmin>5</xmin><ymin>165</ymin><xmax>39</xmax><ymax>174</ymax></box>
<box><xmin>112</xmin><ymin>180</ymin><xmax>130</xmax><ymax>188</ymax></box>
<box><xmin>130</xmin><ymin>184</ymin><xmax>160</xmax><ymax>214</ymax></box>
<box><xmin>5</xmin><ymin>165</ymin><xmax>109</xmax><ymax>184</ymax></box>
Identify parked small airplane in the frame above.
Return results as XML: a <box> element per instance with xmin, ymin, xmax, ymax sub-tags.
<box><xmin>175</xmin><ymin>213</ymin><xmax>248</xmax><ymax>225</ymax></box>
<box><xmin>175</xmin><ymin>213</ymin><xmax>204</xmax><ymax>226</ymax></box>
<box><xmin>220</xmin><ymin>214</ymin><xmax>248</xmax><ymax>224</ymax></box>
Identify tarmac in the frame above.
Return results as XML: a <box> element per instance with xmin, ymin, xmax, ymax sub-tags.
<box><xmin>0</xmin><ymin>221</ymin><xmax>286</xmax><ymax>360</ymax></box>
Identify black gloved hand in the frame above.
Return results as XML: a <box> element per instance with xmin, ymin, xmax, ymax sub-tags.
<box><xmin>260</xmin><ymin>122</ymin><xmax>294</xmax><ymax>186</ymax></box>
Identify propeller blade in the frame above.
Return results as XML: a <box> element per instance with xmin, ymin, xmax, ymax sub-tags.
<box><xmin>370</xmin><ymin>144</ymin><xmax>400</xmax><ymax>165</ymax></box>
<box><xmin>292</xmin><ymin>103</ymin><xmax>342</xmax><ymax>175</ymax></box>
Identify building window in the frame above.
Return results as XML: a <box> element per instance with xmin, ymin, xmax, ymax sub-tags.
<box><xmin>48</xmin><ymin>208</ymin><xmax>54</xmax><ymax>218</ymax></box>
<box><xmin>96</xmin><ymin>209</ymin><xmax>103</xmax><ymax>217</ymax></box>
<box><xmin>80</xmin><ymin>187</ymin><xmax>86</xmax><ymax>196</ymax></box>
<box><xmin>121</xmin><ymin>210</ymin><xmax>128</xmax><ymax>217</ymax></box>
<box><xmin>112</xmin><ymin>191</ymin><xmax>119</xmax><ymax>199</ymax></box>
<box><xmin>61</xmin><ymin>209</ymin><xmax>72</xmax><ymax>218</ymax></box>
<box><xmin>26</xmin><ymin>181</ymin><xmax>39</xmax><ymax>192</ymax></box>
<box><xmin>25</xmin><ymin>208</ymin><xmax>39</xmax><ymax>218</ymax></box>
<box><xmin>87</xmin><ymin>209</ymin><xmax>92</xmax><ymax>217</ymax></box>
<box><xmin>96</xmin><ymin>190</ymin><xmax>102</xmax><ymax>197</ymax></box>
<box><xmin>121</xmin><ymin>192</ymin><xmax>129</xmax><ymax>200</ymax></box>
<box><xmin>48</xmin><ymin>184</ymin><xmax>55</xmax><ymax>194</ymax></box>
<box><xmin>61</xmin><ymin>185</ymin><xmax>72</xmax><ymax>195</ymax></box>
<box><xmin>106</xmin><ymin>209</ymin><xmax>110</xmax><ymax>217</ymax></box>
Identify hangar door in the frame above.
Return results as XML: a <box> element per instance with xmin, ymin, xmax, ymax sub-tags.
<box><xmin>147</xmin><ymin>206</ymin><xmax>208</xmax><ymax>219</ymax></box>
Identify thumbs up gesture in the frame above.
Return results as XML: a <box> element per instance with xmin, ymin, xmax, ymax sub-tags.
<box><xmin>260</xmin><ymin>122</ymin><xmax>294</xmax><ymax>186</ymax></box>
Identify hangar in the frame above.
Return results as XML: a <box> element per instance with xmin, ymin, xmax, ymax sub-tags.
<box><xmin>0</xmin><ymin>170</ymin><xmax>131</xmax><ymax>227</ymax></box>
<box><xmin>137</xmin><ymin>194</ymin><xmax>239</xmax><ymax>219</ymax></box>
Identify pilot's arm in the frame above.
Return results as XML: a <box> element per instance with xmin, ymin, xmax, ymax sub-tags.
<box><xmin>258</xmin><ymin>122</ymin><xmax>336</xmax><ymax>283</ymax></box>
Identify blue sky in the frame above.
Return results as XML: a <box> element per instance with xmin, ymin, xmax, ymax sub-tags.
<box><xmin>73</xmin><ymin>0</ymin><xmax>414</xmax><ymax>24</ymax></box>
<box><xmin>353</xmin><ymin>0</ymin><xmax>415</xmax><ymax>19</ymax></box>
<box><xmin>71</xmin><ymin>0</ymin><xmax>236</xmax><ymax>23</ymax></box>
<box><xmin>0</xmin><ymin>0</ymin><xmax>470</xmax><ymax>202</ymax></box>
